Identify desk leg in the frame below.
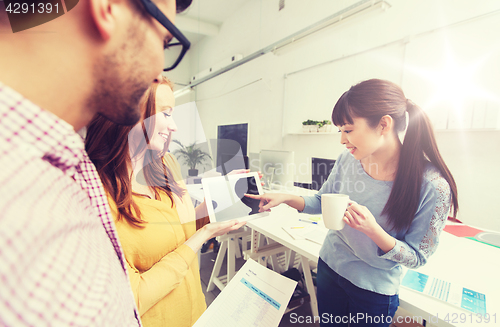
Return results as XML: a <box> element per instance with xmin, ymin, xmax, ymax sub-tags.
<box><xmin>235</xmin><ymin>237</ymin><xmax>242</xmax><ymax>259</ymax></box>
<box><xmin>250</xmin><ymin>229</ymin><xmax>260</xmax><ymax>254</ymax></box>
<box><xmin>227</xmin><ymin>236</ymin><xmax>236</xmax><ymax>282</ymax></box>
<box><xmin>287</xmin><ymin>251</ymin><xmax>296</xmax><ymax>271</ymax></box>
<box><xmin>207</xmin><ymin>240</ymin><xmax>228</xmax><ymax>292</ymax></box>
<box><xmin>301</xmin><ymin>255</ymin><xmax>318</xmax><ymax>317</ymax></box>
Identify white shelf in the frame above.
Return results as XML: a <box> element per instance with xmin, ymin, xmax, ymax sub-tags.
<box><xmin>288</xmin><ymin>132</ymin><xmax>339</xmax><ymax>135</ymax></box>
<box><xmin>434</xmin><ymin>128</ymin><xmax>500</xmax><ymax>133</ymax></box>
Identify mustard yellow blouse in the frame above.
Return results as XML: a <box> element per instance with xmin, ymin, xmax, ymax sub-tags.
<box><xmin>109</xmin><ymin>154</ymin><xmax>206</xmax><ymax>327</ymax></box>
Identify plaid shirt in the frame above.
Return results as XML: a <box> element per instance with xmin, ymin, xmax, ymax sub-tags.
<box><xmin>0</xmin><ymin>83</ymin><xmax>141</xmax><ymax>326</ymax></box>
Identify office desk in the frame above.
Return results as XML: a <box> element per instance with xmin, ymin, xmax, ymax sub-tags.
<box><xmin>398</xmin><ymin>231</ymin><xmax>500</xmax><ymax>327</ymax></box>
<box><xmin>247</xmin><ymin>205</ymin><xmax>500</xmax><ymax>327</ymax></box>
<box><xmin>246</xmin><ymin>204</ymin><xmax>322</xmax><ymax>316</ymax></box>
<box><xmin>187</xmin><ymin>183</ymin><xmax>499</xmax><ymax>326</ymax></box>
<box><xmin>186</xmin><ymin>184</ymin><xmax>205</xmax><ymax>203</ymax></box>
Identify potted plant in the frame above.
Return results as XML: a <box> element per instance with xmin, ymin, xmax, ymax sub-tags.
<box><xmin>302</xmin><ymin>119</ymin><xmax>318</xmax><ymax>133</ymax></box>
<box><xmin>317</xmin><ymin>120</ymin><xmax>326</xmax><ymax>132</ymax></box>
<box><xmin>172</xmin><ymin>140</ymin><xmax>212</xmax><ymax>176</ymax></box>
<box><xmin>318</xmin><ymin>120</ymin><xmax>332</xmax><ymax>132</ymax></box>
<box><xmin>324</xmin><ymin>120</ymin><xmax>333</xmax><ymax>132</ymax></box>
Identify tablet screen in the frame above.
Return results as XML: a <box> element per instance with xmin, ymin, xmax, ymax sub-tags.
<box><xmin>202</xmin><ymin>172</ymin><xmax>268</xmax><ymax>223</ymax></box>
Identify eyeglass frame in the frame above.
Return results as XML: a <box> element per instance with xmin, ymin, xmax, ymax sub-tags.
<box><xmin>138</xmin><ymin>0</ymin><xmax>191</xmax><ymax>71</ymax></box>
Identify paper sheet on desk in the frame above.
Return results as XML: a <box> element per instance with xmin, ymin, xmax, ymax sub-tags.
<box><xmin>193</xmin><ymin>259</ymin><xmax>297</xmax><ymax>327</ymax></box>
<box><xmin>282</xmin><ymin>224</ymin><xmax>328</xmax><ymax>244</ymax></box>
<box><xmin>401</xmin><ymin>270</ymin><xmax>486</xmax><ymax>314</ymax></box>
<box><xmin>303</xmin><ymin>228</ymin><xmax>328</xmax><ymax>244</ymax></box>
<box><xmin>282</xmin><ymin>224</ymin><xmax>314</xmax><ymax>240</ymax></box>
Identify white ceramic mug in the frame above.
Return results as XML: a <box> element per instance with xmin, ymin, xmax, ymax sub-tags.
<box><xmin>321</xmin><ymin>194</ymin><xmax>349</xmax><ymax>230</ymax></box>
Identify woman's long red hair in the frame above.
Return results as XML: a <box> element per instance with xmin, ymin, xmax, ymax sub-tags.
<box><xmin>85</xmin><ymin>77</ymin><xmax>185</xmax><ymax>228</ymax></box>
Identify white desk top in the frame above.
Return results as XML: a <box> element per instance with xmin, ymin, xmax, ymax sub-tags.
<box><xmin>247</xmin><ymin>204</ymin><xmax>500</xmax><ymax>327</ymax></box>
<box><xmin>247</xmin><ymin>204</ymin><xmax>322</xmax><ymax>262</ymax></box>
<box><xmin>185</xmin><ymin>184</ymin><xmax>205</xmax><ymax>203</ymax></box>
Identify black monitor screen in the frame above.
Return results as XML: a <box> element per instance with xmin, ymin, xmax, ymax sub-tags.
<box><xmin>216</xmin><ymin>123</ymin><xmax>248</xmax><ymax>173</ymax></box>
<box><xmin>217</xmin><ymin>123</ymin><xmax>248</xmax><ymax>155</ymax></box>
<box><xmin>311</xmin><ymin>157</ymin><xmax>336</xmax><ymax>190</ymax></box>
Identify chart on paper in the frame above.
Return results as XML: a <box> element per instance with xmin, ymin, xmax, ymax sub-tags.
<box><xmin>401</xmin><ymin>270</ymin><xmax>486</xmax><ymax>314</ymax></box>
<box><xmin>207</xmin><ymin>278</ymin><xmax>278</xmax><ymax>326</ymax></box>
<box><xmin>193</xmin><ymin>259</ymin><xmax>297</xmax><ymax>327</ymax></box>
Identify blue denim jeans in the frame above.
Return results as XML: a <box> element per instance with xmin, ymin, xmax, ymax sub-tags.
<box><xmin>317</xmin><ymin>258</ymin><xmax>399</xmax><ymax>327</ymax></box>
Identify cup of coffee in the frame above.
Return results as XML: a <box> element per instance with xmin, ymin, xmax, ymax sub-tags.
<box><xmin>321</xmin><ymin>194</ymin><xmax>349</xmax><ymax>230</ymax></box>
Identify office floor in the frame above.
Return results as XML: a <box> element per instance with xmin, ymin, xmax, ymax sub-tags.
<box><xmin>199</xmin><ymin>246</ymin><xmax>411</xmax><ymax>327</ymax></box>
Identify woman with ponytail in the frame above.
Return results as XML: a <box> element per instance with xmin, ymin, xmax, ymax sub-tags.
<box><xmin>248</xmin><ymin>79</ymin><xmax>458</xmax><ymax>326</ymax></box>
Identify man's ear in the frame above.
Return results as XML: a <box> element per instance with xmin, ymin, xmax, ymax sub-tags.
<box><xmin>379</xmin><ymin>115</ymin><xmax>393</xmax><ymax>135</ymax></box>
<box><xmin>88</xmin><ymin>0</ymin><xmax>117</xmax><ymax>41</ymax></box>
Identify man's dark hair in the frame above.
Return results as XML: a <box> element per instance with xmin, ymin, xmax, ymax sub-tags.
<box><xmin>176</xmin><ymin>0</ymin><xmax>192</xmax><ymax>13</ymax></box>
<box><xmin>132</xmin><ymin>0</ymin><xmax>192</xmax><ymax>17</ymax></box>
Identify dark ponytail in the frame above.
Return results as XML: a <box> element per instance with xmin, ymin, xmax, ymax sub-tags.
<box><xmin>332</xmin><ymin>79</ymin><xmax>458</xmax><ymax>232</ymax></box>
<box><xmin>387</xmin><ymin>100</ymin><xmax>458</xmax><ymax>232</ymax></box>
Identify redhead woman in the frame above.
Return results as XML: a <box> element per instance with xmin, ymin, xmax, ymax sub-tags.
<box><xmin>85</xmin><ymin>76</ymin><xmax>245</xmax><ymax>327</ymax></box>
<box><xmin>247</xmin><ymin>79</ymin><xmax>458</xmax><ymax>327</ymax></box>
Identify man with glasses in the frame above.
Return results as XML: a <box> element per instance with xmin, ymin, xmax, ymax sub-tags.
<box><xmin>0</xmin><ymin>0</ymin><xmax>191</xmax><ymax>325</ymax></box>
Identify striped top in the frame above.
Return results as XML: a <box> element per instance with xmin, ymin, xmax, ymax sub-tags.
<box><xmin>0</xmin><ymin>82</ymin><xmax>141</xmax><ymax>326</ymax></box>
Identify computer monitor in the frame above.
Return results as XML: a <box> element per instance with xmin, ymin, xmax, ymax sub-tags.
<box><xmin>311</xmin><ymin>157</ymin><xmax>336</xmax><ymax>190</ymax></box>
<box><xmin>248</xmin><ymin>152</ymin><xmax>260</xmax><ymax>172</ymax></box>
<box><xmin>259</xmin><ymin>150</ymin><xmax>295</xmax><ymax>189</ymax></box>
<box><xmin>217</xmin><ymin>152</ymin><xmax>249</xmax><ymax>174</ymax></box>
<box><xmin>216</xmin><ymin>123</ymin><xmax>248</xmax><ymax>174</ymax></box>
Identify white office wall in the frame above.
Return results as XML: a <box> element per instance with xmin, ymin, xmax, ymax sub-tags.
<box><xmin>164</xmin><ymin>47</ymin><xmax>192</xmax><ymax>92</ymax></box>
<box><xmin>185</xmin><ymin>0</ymin><xmax>500</xmax><ymax>230</ymax></box>
<box><xmin>434</xmin><ymin>131</ymin><xmax>500</xmax><ymax>231</ymax></box>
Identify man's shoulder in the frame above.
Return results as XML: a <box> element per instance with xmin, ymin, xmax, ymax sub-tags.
<box><xmin>0</xmin><ymin>140</ymin><xmax>53</xmax><ymax>187</ymax></box>
<box><xmin>0</xmin><ymin>140</ymin><xmax>44</xmax><ymax>183</ymax></box>
<box><xmin>0</xmin><ymin>142</ymin><xmax>90</xmax><ymax>218</ymax></box>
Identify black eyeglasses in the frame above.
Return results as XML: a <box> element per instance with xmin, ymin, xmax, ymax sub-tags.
<box><xmin>138</xmin><ymin>0</ymin><xmax>191</xmax><ymax>71</ymax></box>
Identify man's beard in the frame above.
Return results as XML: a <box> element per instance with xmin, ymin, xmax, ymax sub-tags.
<box><xmin>87</xmin><ymin>24</ymin><xmax>151</xmax><ymax>126</ymax></box>
<box><xmin>87</xmin><ymin>54</ymin><xmax>148</xmax><ymax>126</ymax></box>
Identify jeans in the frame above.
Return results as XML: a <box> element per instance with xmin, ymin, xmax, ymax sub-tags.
<box><xmin>316</xmin><ymin>258</ymin><xmax>399</xmax><ymax>327</ymax></box>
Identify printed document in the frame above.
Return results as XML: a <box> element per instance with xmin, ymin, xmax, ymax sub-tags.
<box><xmin>402</xmin><ymin>270</ymin><xmax>486</xmax><ymax>314</ymax></box>
<box><xmin>193</xmin><ymin>259</ymin><xmax>297</xmax><ymax>327</ymax></box>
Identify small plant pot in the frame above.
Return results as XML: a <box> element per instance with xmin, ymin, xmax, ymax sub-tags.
<box><xmin>302</xmin><ymin>125</ymin><xmax>310</xmax><ymax>133</ymax></box>
<box><xmin>309</xmin><ymin>125</ymin><xmax>318</xmax><ymax>133</ymax></box>
<box><xmin>319</xmin><ymin>126</ymin><xmax>327</xmax><ymax>133</ymax></box>
<box><xmin>188</xmin><ymin>169</ymin><xmax>199</xmax><ymax>176</ymax></box>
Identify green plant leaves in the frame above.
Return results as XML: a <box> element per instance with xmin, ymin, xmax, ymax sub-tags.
<box><xmin>172</xmin><ymin>139</ymin><xmax>211</xmax><ymax>170</ymax></box>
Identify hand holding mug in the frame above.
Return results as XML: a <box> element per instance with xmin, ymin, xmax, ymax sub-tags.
<box><xmin>344</xmin><ymin>202</ymin><xmax>379</xmax><ymax>235</ymax></box>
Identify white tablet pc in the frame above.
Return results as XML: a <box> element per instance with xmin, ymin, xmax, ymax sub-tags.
<box><xmin>202</xmin><ymin>172</ymin><xmax>269</xmax><ymax>223</ymax></box>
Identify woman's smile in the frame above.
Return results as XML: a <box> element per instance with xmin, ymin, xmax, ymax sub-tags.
<box><xmin>159</xmin><ymin>132</ymin><xmax>169</xmax><ymax>141</ymax></box>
